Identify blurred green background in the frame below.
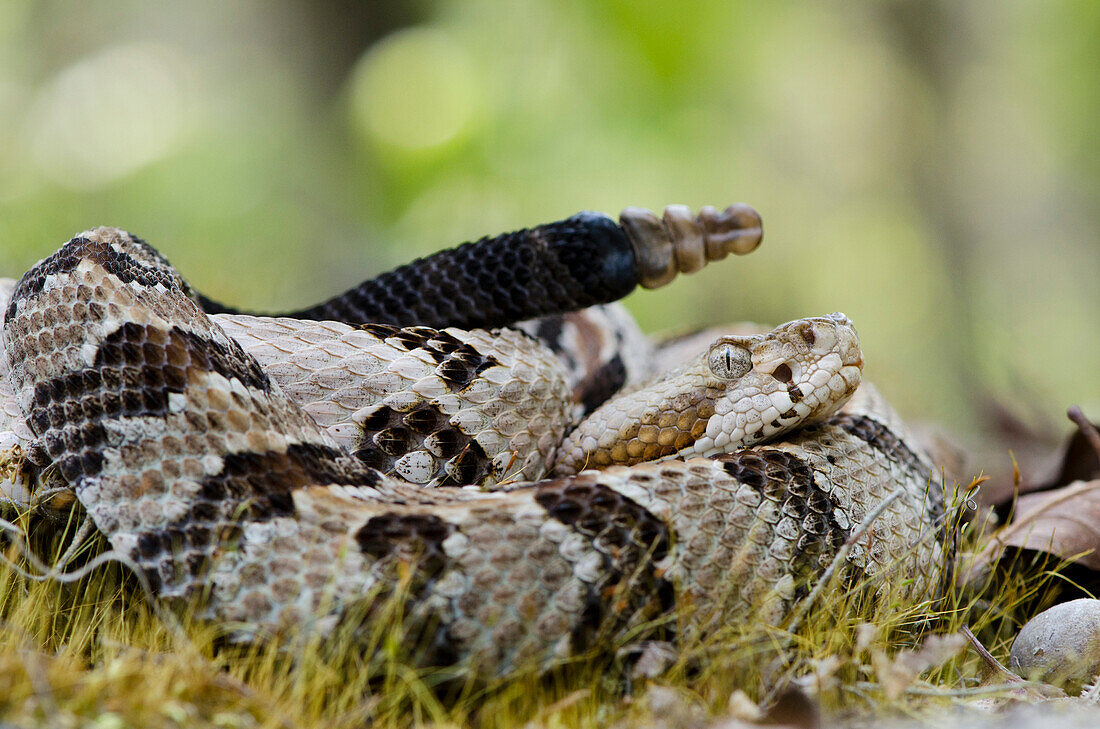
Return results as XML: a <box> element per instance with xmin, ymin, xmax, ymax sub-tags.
<box><xmin>0</xmin><ymin>0</ymin><xmax>1096</xmax><ymax>434</ymax></box>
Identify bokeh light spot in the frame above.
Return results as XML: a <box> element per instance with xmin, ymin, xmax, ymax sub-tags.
<box><xmin>23</xmin><ymin>43</ymin><xmax>191</xmax><ymax>190</ymax></box>
<box><xmin>348</xmin><ymin>27</ymin><xmax>482</xmax><ymax>153</ymax></box>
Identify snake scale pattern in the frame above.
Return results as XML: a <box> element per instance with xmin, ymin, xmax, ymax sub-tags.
<box><xmin>0</xmin><ymin>204</ymin><xmax>950</xmax><ymax>676</ymax></box>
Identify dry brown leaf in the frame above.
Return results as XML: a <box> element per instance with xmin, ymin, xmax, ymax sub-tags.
<box><xmin>871</xmin><ymin>633</ymin><xmax>968</xmax><ymax>700</ymax></box>
<box><xmin>972</xmin><ymin>479</ymin><xmax>1100</xmax><ymax>573</ymax></box>
<box><xmin>628</xmin><ymin>641</ymin><xmax>678</xmax><ymax>680</ymax></box>
<box><xmin>981</xmin><ymin>408</ymin><xmax>1100</xmax><ymax>512</ymax></box>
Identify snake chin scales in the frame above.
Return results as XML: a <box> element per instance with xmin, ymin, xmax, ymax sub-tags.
<box><xmin>0</xmin><ymin>225</ymin><xmax>953</xmax><ymax>677</ymax></box>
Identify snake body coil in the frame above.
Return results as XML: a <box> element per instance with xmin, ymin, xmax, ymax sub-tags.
<box><xmin>0</xmin><ymin>210</ymin><xmax>948</xmax><ymax>676</ymax></box>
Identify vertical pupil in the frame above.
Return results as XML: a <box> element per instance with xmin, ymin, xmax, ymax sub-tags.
<box><xmin>724</xmin><ymin>349</ymin><xmax>731</xmax><ymax>372</ymax></box>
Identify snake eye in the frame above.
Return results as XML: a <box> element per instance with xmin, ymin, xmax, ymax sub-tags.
<box><xmin>707</xmin><ymin>342</ymin><xmax>752</xmax><ymax>380</ymax></box>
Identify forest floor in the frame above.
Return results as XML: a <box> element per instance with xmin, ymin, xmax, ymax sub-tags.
<box><xmin>0</xmin><ymin>409</ymin><xmax>1098</xmax><ymax>728</ymax></box>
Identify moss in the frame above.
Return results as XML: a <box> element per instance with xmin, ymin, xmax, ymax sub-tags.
<box><xmin>0</xmin><ymin>477</ymin><xmax>1068</xmax><ymax>728</ymax></box>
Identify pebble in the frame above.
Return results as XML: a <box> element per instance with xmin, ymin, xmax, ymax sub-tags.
<box><xmin>1010</xmin><ymin>598</ymin><xmax>1100</xmax><ymax>693</ymax></box>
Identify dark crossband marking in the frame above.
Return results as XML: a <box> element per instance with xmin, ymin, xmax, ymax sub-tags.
<box><xmin>132</xmin><ymin>442</ymin><xmax>381</xmax><ymax>593</ymax></box>
<box><xmin>358</xmin><ymin>323</ymin><xmax>402</xmax><ymax>341</ymax></box>
<box><xmin>96</xmin><ymin>322</ymin><xmax>271</xmax><ymax>393</ymax></box>
<box><xmin>198</xmin><ymin>442</ymin><xmax>380</xmax><ymax>520</ymax></box>
<box><xmin>356</xmin><ymin>325</ymin><xmax>500</xmax><ymax>391</ymax></box>
<box><xmin>134</xmin><ymin>520</ymin><xmax>242</xmax><ymax>593</ymax></box>
<box><xmin>7</xmin><ymin>233</ymin><xmax>192</xmax><ymax>321</ymax></box>
<box><xmin>534</xmin><ymin>478</ymin><xmax>675</xmax><ymax>650</ymax></box>
<box><xmin>354</xmin><ymin>403</ymin><xmax>492</xmax><ymax>485</ymax></box>
<box><xmin>355</xmin><ymin>512</ymin><xmax>456</xmax><ymax>575</ymax></box>
<box><xmin>434</xmin><ymin>344</ymin><xmax>496</xmax><ymax>391</ymax></box>
<box><xmin>718</xmin><ymin>448</ymin><xmax>847</xmax><ymax>600</ymax></box>
<box><xmin>26</xmin><ymin>322</ymin><xmax>271</xmax><ymax>482</ymax></box>
<box><xmin>577</xmin><ymin>354</ymin><xmax>628</xmax><ymax>414</ymax></box>
<box><xmin>832</xmin><ymin>414</ymin><xmax>927</xmax><ymax>479</ymax></box>
<box><xmin>351</xmin><ymin>512</ymin><xmax>464</xmax><ymax>666</ymax></box>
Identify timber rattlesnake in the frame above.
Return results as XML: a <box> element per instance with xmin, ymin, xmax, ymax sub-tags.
<box><xmin>0</xmin><ymin>205</ymin><xmax>949</xmax><ymax>675</ymax></box>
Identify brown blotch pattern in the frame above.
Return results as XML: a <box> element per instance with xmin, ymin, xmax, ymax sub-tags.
<box><xmin>358</xmin><ymin>324</ymin><xmax>499</xmax><ymax>392</ymax></box>
<box><xmin>353</xmin><ymin>403</ymin><xmax>492</xmax><ymax>485</ymax></box>
<box><xmin>534</xmin><ymin>478</ymin><xmax>674</xmax><ymax>649</ymax></box>
<box><xmin>718</xmin><ymin>448</ymin><xmax>848</xmax><ymax>599</ymax></box>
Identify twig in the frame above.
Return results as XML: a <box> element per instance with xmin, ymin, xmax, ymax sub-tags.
<box><xmin>850</xmin><ymin>680</ymin><xmax>1052</xmax><ymax>697</ymax></box>
<box><xmin>784</xmin><ymin>488</ymin><xmax>905</xmax><ymax>635</ymax></box>
<box><xmin>533</xmin><ymin>689</ymin><xmax>592</xmax><ymax>722</ymax></box>
<box><xmin>1068</xmin><ymin>406</ymin><xmax>1100</xmax><ymax>459</ymax></box>
<box><xmin>0</xmin><ymin>514</ymin><xmax>192</xmax><ymax>645</ymax></box>
<box><xmin>51</xmin><ymin>514</ymin><xmax>97</xmax><ymax>569</ymax></box>
<box><xmin>959</xmin><ymin>625</ymin><xmax>1023</xmax><ymax>682</ymax></box>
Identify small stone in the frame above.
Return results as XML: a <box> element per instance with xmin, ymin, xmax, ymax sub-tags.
<box><xmin>1010</xmin><ymin>598</ymin><xmax>1100</xmax><ymax>693</ymax></box>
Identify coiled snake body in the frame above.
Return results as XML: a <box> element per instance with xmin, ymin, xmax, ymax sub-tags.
<box><xmin>0</xmin><ymin>206</ymin><xmax>948</xmax><ymax>676</ymax></box>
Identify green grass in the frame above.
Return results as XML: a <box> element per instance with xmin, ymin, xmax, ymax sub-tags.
<box><xmin>0</xmin><ymin>478</ymin><xmax>1074</xmax><ymax>728</ymax></box>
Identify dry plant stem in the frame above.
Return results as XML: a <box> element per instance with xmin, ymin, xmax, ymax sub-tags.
<box><xmin>0</xmin><ymin>514</ymin><xmax>192</xmax><ymax>645</ymax></box>
<box><xmin>759</xmin><ymin>488</ymin><xmax>906</xmax><ymax>707</ymax></box>
<box><xmin>784</xmin><ymin>488</ymin><xmax>905</xmax><ymax>636</ymax></box>
<box><xmin>960</xmin><ymin>624</ymin><xmax>1023</xmax><ymax>682</ymax></box>
<box><xmin>850</xmin><ymin>681</ymin><xmax>1050</xmax><ymax>697</ymax></box>
<box><xmin>1068</xmin><ymin>405</ymin><xmax>1100</xmax><ymax>459</ymax></box>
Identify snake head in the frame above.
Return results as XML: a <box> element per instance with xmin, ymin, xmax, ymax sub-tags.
<box><xmin>553</xmin><ymin>313</ymin><xmax>862</xmax><ymax>474</ymax></box>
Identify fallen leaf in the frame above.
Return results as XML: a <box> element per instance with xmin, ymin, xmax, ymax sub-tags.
<box><xmin>970</xmin><ymin>395</ymin><xmax>1062</xmax><ymax>509</ymax></box>
<box><xmin>981</xmin><ymin>407</ymin><xmax>1100</xmax><ymax>513</ymax></box>
<box><xmin>1044</xmin><ymin>408</ymin><xmax>1100</xmax><ymax>490</ymax></box>
<box><xmin>629</xmin><ymin>641</ymin><xmax>678</xmax><ymax>680</ymax></box>
<box><xmin>871</xmin><ymin>633</ymin><xmax>968</xmax><ymax>700</ymax></box>
<box><xmin>972</xmin><ymin>480</ymin><xmax>1100</xmax><ymax>574</ymax></box>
